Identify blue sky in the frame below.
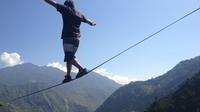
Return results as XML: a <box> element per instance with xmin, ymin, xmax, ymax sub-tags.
<box><xmin>0</xmin><ymin>0</ymin><xmax>200</xmax><ymax>84</ymax></box>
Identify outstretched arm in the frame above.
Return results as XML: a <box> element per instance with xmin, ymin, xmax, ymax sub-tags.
<box><xmin>84</xmin><ymin>18</ymin><xmax>96</xmax><ymax>26</ymax></box>
<box><xmin>44</xmin><ymin>0</ymin><xmax>57</xmax><ymax>8</ymax></box>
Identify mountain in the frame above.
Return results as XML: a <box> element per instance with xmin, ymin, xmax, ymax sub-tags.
<box><xmin>0</xmin><ymin>63</ymin><xmax>121</xmax><ymax>112</ymax></box>
<box><xmin>145</xmin><ymin>71</ymin><xmax>200</xmax><ymax>112</ymax></box>
<box><xmin>95</xmin><ymin>56</ymin><xmax>200</xmax><ymax>112</ymax></box>
<box><xmin>0</xmin><ymin>82</ymin><xmax>68</xmax><ymax>112</ymax></box>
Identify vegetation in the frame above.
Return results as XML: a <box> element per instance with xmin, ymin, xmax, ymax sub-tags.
<box><xmin>145</xmin><ymin>71</ymin><xmax>200</xmax><ymax>112</ymax></box>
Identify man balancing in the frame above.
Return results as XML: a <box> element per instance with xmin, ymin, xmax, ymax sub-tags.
<box><xmin>44</xmin><ymin>0</ymin><xmax>96</xmax><ymax>83</ymax></box>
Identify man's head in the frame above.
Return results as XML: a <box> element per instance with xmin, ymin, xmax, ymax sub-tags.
<box><xmin>64</xmin><ymin>0</ymin><xmax>75</xmax><ymax>9</ymax></box>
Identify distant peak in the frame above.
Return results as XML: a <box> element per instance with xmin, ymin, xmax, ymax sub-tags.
<box><xmin>13</xmin><ymin>63</ymin><xmax>39</xmax><ymax>68</ymax></box>
<box><xmin>20</xmin><ymin>62</ymin><xmax>36</xmax><ymax>66</ymax></box>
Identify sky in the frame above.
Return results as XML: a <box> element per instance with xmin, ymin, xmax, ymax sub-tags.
<box><xmin>0</xmin><ymin>0</ymin><xmax>200</xmax><ymax>84</ymax></box>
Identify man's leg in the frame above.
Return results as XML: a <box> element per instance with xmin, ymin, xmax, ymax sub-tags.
<box><xmin>63</xmin><ymin>60</ymin><xmax>72</xmax><ymax>83</ymax></box>
<box><xmin>66</xmin><ymin>58</ymin><xmax>83</xmax><ymax>76</ymax></box>
<box><xmin>63</xmin><ymin>38</ymin><xmax>87</xmax><ymax>81</ymax></box>
<box><xmin>71</xmin><ymin>58</ymin><xmax>83</xmax><ymax>71</ymax></box>
<box><xmin>65</xmin><ymin>59</ymin><xmax>87</xmax><ymax>81</ymax></box>
<box><xmin>72</xmin><ymin>58</ymin><xmax>88</xmax><ymax>79</ymax></box>
<box><xmin>63</xmin><ymin>53</ymin><xmax>74</xmax><ymax>83</ymax></box>
<box><xmin>63</xmin><ymin>62</ymin><xmax>72</xmax><ymax>83</ymax></box>
<box><xmin>66</xmin><ymin>62</ymin><xmax>72</xmax><ymax>76</ymax></box>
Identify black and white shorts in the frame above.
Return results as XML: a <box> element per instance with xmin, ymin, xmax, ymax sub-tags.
<box><xmin>62</xmin><ymin>38</ymin><xmax>80</xmax><ymax>62</ymax></box>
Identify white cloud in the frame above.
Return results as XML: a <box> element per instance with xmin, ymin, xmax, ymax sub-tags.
<box><xmin>0</xmin><ymin>52</ymin><xmax>23</xmax><ymax>66</ymax></box>
<box><xmin>47</xmin><ymin>62</ymin><xmax>78</xmax><ymax>73</ymax></box>
<box><xmin>47</xmin><ymin>62</ymin><xmax>67</xmax><ymax>72</ymax></box>
<box><xmin>94</xmin><ymin>68</ymin><xmax>111</xmax><ymax>75</ymax></box>
<box><xmin>107</xmin><ymin>75</ymin><xmax>135</xmax><ymax>85</ymax></box>
<box><xmin>47</xmin><ymin>64</ymin><xmax>135</xmax><ymax>84</ymax></box>
<box><xmin>94</xmin><ymin>68</ymin><xmax>136</xmax><ymax>85</ymax></box>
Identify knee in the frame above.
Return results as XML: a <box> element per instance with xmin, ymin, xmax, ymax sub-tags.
<box><xmin>66</xmin><ymin>59</ymin><xmax>73</xmax><ymax>65</ymax></box>
<box><xmin>64</xmin><ymin>52</ymin><xmax>75</xmax><ymax>62</ymax></box>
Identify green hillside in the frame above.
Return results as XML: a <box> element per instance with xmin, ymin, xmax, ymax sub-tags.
<box><xmin>145</xmin><ymin>71</ymin><xmax>200</xmax><ymax>112</ymax></box>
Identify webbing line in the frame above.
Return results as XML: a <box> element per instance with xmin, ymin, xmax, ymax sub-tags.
<box><xmin>2</xmin><ymin>7</ymin><xmax>200</xmax><ymax>107</ymax></box>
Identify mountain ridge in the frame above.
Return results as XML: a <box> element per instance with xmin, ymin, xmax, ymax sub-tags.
<box><xmin>96</xmin><ymin>56</ymin><xmax>200</xmax><ymax>112</ymax></box>
<box><xmin>0</xmin><ymin>63</ymin><xmax>121</xmax><ymax>112</ymax></box>
<box><xmin>145</xmin><ymin>70</ymin><xmax>200</xmax><ymax>112</ymax></box>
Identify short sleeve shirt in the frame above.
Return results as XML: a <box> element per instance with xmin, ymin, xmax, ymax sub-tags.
<box><xmin>56</xmin><ymin>3</ymin><xmax>87</xmax><ymax>39</ymax></box>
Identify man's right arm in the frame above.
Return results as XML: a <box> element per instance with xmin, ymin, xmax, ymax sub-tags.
<box><xmin>44</xmin><ymin>0</ymin><xmax>57</xmax><ymax>8</ymax></box>
<box><xmin>44</xmin><ymin>0</ymin><xmax>74</xmax><ymax>15</ymax></box>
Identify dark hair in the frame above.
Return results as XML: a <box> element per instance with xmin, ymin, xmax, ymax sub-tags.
<box><xmin>64</xmin><ymin>0</ymin><xmax>75</xmax><ymax>9</ymax></box>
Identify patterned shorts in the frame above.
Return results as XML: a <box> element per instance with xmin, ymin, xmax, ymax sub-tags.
<box><xmin>62</xmin><ymin>38</ymin><xmax>79</xmax><ymax>62</ymax></box>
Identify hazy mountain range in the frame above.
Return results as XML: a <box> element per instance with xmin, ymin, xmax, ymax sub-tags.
<box><xmin>96</xmin><ymin>56</ymin><xmax>200</xmax><ymax>112</ymax></box>
<box><xmin>0</xmin><ymin>63</ymin><xmax>121</xmax><ymax>112</ymax></box>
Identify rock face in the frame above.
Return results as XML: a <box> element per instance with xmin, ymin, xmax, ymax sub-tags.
<box><xmin>0</xmin><ymin>63</ymin><xmax>121</xmax><ymax>112</ymax></box>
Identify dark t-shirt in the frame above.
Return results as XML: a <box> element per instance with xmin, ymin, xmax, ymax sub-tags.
<box><xmin>56</xmin><ymin>3</ymin><xmax>87</xmax><ymax>39</ymax></box>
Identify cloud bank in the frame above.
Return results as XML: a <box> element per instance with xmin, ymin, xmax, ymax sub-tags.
<box><xmin>94</xmin><ymin>68</ymin><xmax>135</xmax><ymax>85</ymax></box>
<box><xmin>47</xmin><ymin>62</ymin><xmax>67</xmax><ymax>72</ymax></box>
<box><xmin>0</xmin><ymin>52</ymin><xmax>23</xmax><ymax>66</ymax></box>
<box><xmin>47</xmin><ymin>62</ymin><xmax>78</xmax><ymax>73</ymax></box>
<box><xmin>47</xmin><ymin>62</ymin><xmax>135</xmax><ymax>85</ymax></box>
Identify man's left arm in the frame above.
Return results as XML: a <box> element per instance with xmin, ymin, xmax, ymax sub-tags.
<box><xmin>86</xmin><ymin>18</ymin><xmax>96</xmax><ymax>26</ymax></box>
<box><xmin>44</xmin><ymin>0</ymin><xmax>57</xmax><ymax>8</ymax></box>
<box><xmin>82</xmin><ymin>16</ymin><xmax>96</xmax><ymax>26</ymax></box>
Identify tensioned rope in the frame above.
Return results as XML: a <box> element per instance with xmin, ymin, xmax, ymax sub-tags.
<box><xmin>1</xmin><ymin>7</ymin><xmax>200</xmax><ymax>107</ymax></box>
